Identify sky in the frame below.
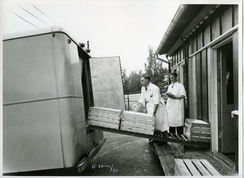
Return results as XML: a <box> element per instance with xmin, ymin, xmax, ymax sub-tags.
<box><xmin>1</xmin><ymin>0</ymin><xmax>241</xmax><ymax>74</ymax></box>
<box><xmin>1</xmin><ymin>0</ymin><xmax>182</xmax><ymax>75</ymax></box>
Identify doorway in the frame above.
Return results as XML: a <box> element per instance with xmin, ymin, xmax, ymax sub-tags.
<box><xmin>217</xmin><ymin>41</ymin><xmax>235</xmax><ymax>153</ymax></box>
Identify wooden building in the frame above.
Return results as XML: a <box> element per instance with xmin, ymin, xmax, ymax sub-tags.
<box><xmin>155</xmin><ymin>4</ymin><xmax>240</xmax><ymax>172</ymax></box>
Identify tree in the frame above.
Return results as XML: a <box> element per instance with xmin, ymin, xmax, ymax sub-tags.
<box><xmin>122</xmin><ymin>46</ymin><xmax>168</xmax><ymax>95</ymax></box>
<box><xmin>121</xmin><ymin>67</ymin><xmax>129</xmax><ymax>93</ymax></box>
<box><xmin>127</xmin><ymin>70</ymin><xmax>142</xmax><ymax>93</ymax></box>
<box><xmin>144</xmin><ymin>46</ymin><xmax>168</xmax><ymax>93</ymax></box>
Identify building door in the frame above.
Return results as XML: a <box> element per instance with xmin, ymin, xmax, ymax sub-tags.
<box><xmin>217</xmin><ymin>42</ymin><xmax>235</xmax><ymax>153</ymax></box>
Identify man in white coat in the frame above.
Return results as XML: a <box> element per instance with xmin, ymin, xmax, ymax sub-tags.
<box><xmin>166</xmin><ymin>72</ymin><xmax>186</xmax><ymax>135</ymax></box>
<box><xmin>135</xmin><ymin>74</ymin><xmax>169</xmax><ymax>142</ymax></box>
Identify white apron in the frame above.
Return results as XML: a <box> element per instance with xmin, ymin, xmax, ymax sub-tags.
<box><xmin>166</xmin><ymin>82</ymin><xmax>186</xmax><ymax>127</ymax></box>
<box><xmin>154</xmin><ymin>98</ymin><xmax>169</xmax><ymax>132</ymax></box>
<box><xmin>144</xmin><ymin>91</ymin><xmax>169</xmax><ymax>132</ymax></box>
<box><xmin>138</xmin><ymin>83</ymin><xmax>169</xmax><ymax>132</ymax></box>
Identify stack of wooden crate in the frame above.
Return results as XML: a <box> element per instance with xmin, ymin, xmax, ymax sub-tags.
<box><xmin>88</xmin><ymin>107</ymin><xmax>122</xmax><ymax>130</ymax></box>
<box><xmin>184</xmin><ymin>119</ymin><xmax>210</xmax><ymax>142</ymax></box>
<box><xmin>120</xmin><ymin>111</ymin><xmax>155</xmax><ymax>135</ymax></box>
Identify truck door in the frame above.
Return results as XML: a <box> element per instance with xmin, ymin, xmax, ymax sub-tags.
<box><xmin>89</xmin><ymin>56</ymin><xmax>125</xmax><ymax>110</ymax></box>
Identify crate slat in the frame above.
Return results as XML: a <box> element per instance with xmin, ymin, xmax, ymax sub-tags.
<box><xmin>190</xmin><ymin>132</ymin><xmax>210</xmax><ymax>137</ymax></box>
<box><xmin>89</xmin><ymin>106</ymin><xmax>122</xmax><ymax>115</ymax></box>
<box><xmin>121</xmin><ymin>125</ymin><xmax>154</xmax><ymax>135</ymax></box>
<box><xmin>88</xmin><ymin>113</ymin><xmax>120</xmax><ymax>120</ymax></box>
<box><xmin>122</xmin><ymin>117</ymin><xmax>154</xmax><ymax>122</ymax></box>
<box><xmin>121</xmin><ymin>121</ymin><xmax>154</xmax><ymax>130</ymax></box>
<box><xmin>88</xmin><ymin>120</ymin><xmax>119</xmax><ymax>129</ymax></box>
<box><xmin>122</xmin><ymin>117</ymin><xmax>154</xmax><ymax>125</ymax></box>
<box><xmin>122</xmin><ymin>111</ymin><xmax>154</xmax><ymax>119</ymax></box>
<box><xmin>88</xmin><ymin>116</ymin><xmax>120</xmax><ymax>124</ymax></box>
<box><xmin>185</xmin><ymin>123</ymin><xmax>210</xmax><ymax>131</ymax></box>
<box><xmin>186</xmin><ymin>118</ymin><xmax>210</xmax><ymax>127</ymax></box>
<box><xmin>185</xmin><ymin>133</ymin><xmax>210</xmax><ymax>142</ymax></box>
<box><xmin>89</xmin><ymin>112</ymin><xmax>120</xmax><ymax>119</ymax></box>
<box><xmin>190</xmin><ymin>127</ymin><xmax>210</xmax><ymax>132</ymax></box>
<box><xmin>120</xmin><ymin>124</ymin><xmax>154</xmax><ymax>132</ymax></box>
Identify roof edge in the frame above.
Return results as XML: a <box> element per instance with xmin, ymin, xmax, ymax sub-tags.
<box><xmin>155</xmin><ymin>4</ymin><xmax>186</xmax><ymax>55</ymax></box>
<box><xmin>3</xmin><ymin>26</ymin><xmax>67</xmax><ymax>40</ymax></box>
<box><xmin>3</xmin><ymin>26</ymin><xmax>91</xmax><ymax>58</ymax></box>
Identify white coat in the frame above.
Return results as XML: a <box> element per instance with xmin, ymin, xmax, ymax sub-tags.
<box><xmin>138</xmin><ymin>83</ymin><xmax>169</xmax><ymax>132</ymax></box>
<box><xmin>166</xmin><ymin>82</ymin><xmax>186</xmax><ymax>127</ymax></box>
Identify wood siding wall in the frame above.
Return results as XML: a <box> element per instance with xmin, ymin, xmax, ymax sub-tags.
<box><xmin>169</xmin><ymin>5</ymin><xmax>238</xmax><ymax>122</ymax></box>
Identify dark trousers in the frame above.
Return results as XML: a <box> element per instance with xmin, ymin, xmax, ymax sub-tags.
<box><xmin>169</xmin><ymin>126</ymin><xmax>183</xmax><ymax>135</ymax></box>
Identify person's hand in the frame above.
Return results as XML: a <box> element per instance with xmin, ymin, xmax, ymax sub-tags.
<box><xmin>153</xmin><ymin>111</ymin><xmax>157</xmax><ymax>117</ymax></box>
<box><xmin>152</xmin><ymin>114</ymin><xmax>156</xmax><ymax>120</ymax></box>
<box><xmin>166</xmin><ymin>92</ymin><xmax>175</xmax><ymax>99</ymax></box>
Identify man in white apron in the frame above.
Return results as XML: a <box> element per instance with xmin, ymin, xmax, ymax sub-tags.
<box><xmin>165</xmin><ymin>72</ymin><xmax>186</xmax><ymax>134</ymax></box>
<box><xmin>135</xmin><ymin>74</ymin><xmax>169</xmax><ymax>142</ymax></box>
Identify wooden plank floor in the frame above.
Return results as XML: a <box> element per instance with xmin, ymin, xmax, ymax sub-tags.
<box><xmin>154</xmin><ymin>142</ymin><xmax>237</xmax><ymax>176</ymax></box>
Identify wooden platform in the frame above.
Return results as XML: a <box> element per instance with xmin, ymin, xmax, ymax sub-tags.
<box><xmin>175</xmin><ymin>159</ymin><xmax>221</xmax><ymax>176</ymax></box>
<box><xmin>154</xmin><ymin>142</ymin><xmax>237</xmax><ymax>176</ymax></box>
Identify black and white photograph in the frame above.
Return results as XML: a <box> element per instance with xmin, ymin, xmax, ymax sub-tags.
<box><xmin>1</xmin><ymin>0</ymin><xmax>243</xmax><ymax>177</ymax></box>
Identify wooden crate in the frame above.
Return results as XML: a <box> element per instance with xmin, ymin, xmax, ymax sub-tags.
<box><xmin>120</xmin><ymin>111</ymin><xmax>155</xmax><ymax>135</ymax></box>
<box><xmin>175</xmin><ymin>159</ymin><xmax>221</xmax><ymax>176</ymax></box>
<box><xmin>184</xmin><ymin>119</ymin><xmax>210</xmax><ymax>142</ymax></box>
<box><xmin>88</xmin><ymin>106</ymin><xmax>122</xmax><ymax>130</ymax></box>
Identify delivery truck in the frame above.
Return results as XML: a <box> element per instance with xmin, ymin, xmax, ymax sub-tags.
<box><xmin>3</xmin><ymin>26</ymin><xmax>107</xmax><ymax>174</ymax></box>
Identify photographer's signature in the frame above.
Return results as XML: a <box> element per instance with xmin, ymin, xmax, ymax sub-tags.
<box><xmin>92</xmin><ymin>163</ymin><xmax>118</xmax><ymax>173</ymax></box>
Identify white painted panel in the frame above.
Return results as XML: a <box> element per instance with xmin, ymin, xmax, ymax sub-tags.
<box><xmin>3</xmin><ymin>35</ymin><xmax>57</xmax><ymax>104</ymax></box>
<box><xmin>52</xmin><ymin>33</ymin><xmax>73</xmax><ymax>97</ymax></box>
<box><xmin>59</xmin><ymin>98</ymin><xmax>87</xmax><ymax>167</ymax></box>
<box><xmin>68</xmin><ymin>40</ymin><xmax>83</xmax><ymax>97</ymax></box>
<box><xmin>3</xmin><ymin>100</ymin><xmax>63</xmax><ymax>173</ymax></box>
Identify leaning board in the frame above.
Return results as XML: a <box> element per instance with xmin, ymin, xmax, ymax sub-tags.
<box><xmin>88</xmin><ymin>107</ymin><xmax>122</xmax><ymax>130</ymax></box>
<box><xmin>89</xmin><ymin>57</ymin><xmax>125</xmax><ymax>111</ymax></box>
<box><xmin>120</xmin><ymin>111</ymin><xmax>155</xmax><ymax>135</ymax></box>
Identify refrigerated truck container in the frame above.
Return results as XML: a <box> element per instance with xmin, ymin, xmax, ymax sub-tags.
<box><xmin>3</xmin><ymin>26</ymin><xmax>105</xmax><ymax>174</ymax></box>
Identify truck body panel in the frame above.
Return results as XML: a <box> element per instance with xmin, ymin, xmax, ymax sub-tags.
<box><xmin>3</xmin><ymin>27</ymin><xmax>103</xmax><ymax>173</ymax></box>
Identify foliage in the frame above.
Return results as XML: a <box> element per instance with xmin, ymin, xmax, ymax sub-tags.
<box><xmin>127</xmin><ymin>70</ymin><xmax>142</xmax><ymax>93</ymax></box>
<box><xmin>121</xmin><ymin>68</ymin><xmax>129</xmax><ymax>93</ymax></box>
<box><xmin>144</xmin><ymin>46</ymin><xmax>168</xmax><ymax>93</ymax></box>
<box><xmin>122</xmin><ymin>68</ymin><xmax>142</xmax><ymax>94</ymax></box>
<box><xmin>122</xmin><ymin>46</ymin><xmax>168</xmax><ymax>94</ymax></box>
